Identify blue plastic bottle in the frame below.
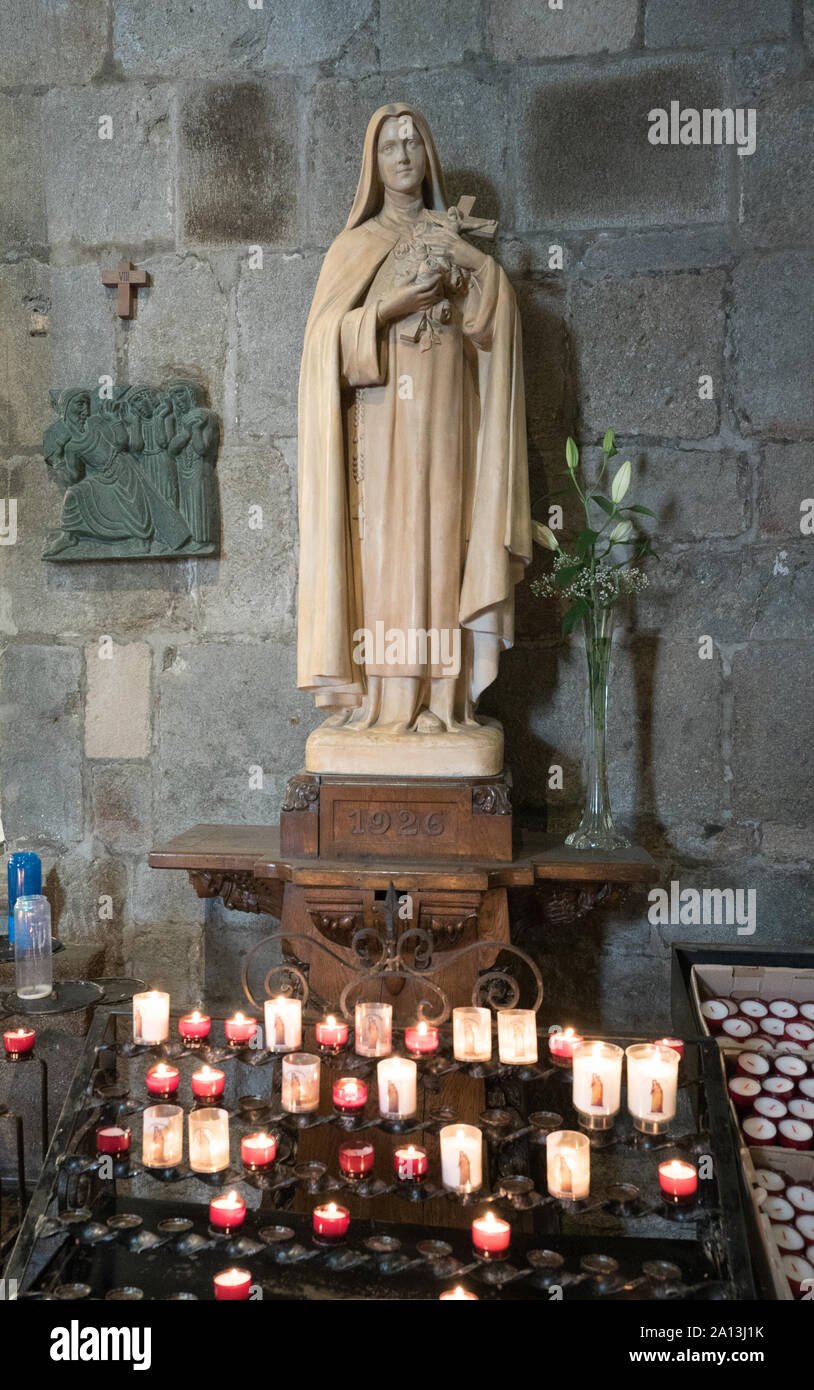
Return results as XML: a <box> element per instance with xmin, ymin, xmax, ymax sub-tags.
<box><xmin>7</xmin><ymin>852</ymin><xmax>42</xmax><ymax>944</ymax></box>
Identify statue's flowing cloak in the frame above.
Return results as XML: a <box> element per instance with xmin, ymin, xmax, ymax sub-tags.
<box><xmin>297</xmin><ymin>103</ymin><xmax>531</xmax><ymax>708</ymax></box>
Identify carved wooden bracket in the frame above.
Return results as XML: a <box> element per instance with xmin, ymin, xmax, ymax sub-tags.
<box><xmin>472</xmin><ymin>780</ymin><xmax>512</xmax><ymax>815</ymax></box>
<box><xmin>302</xmin><ymin>887</ymin><xmax>483</xmax><ymax>956</ymax></box>
<box><xmin>282</xmin><ymin>773</ymin><xmax>320</xmax><ymax>812</ymax></box>
<box><xmin>188</xmin><ymin>869</ymin><xmax>283</xmax><ymax>919</ymax></box>
<box><xmin>305</xmin><ymin>892</ymin><xmax>365</xmax><ymax>948</ymax></box>
<box><xmin>534</xmin><ymin>881</ymin><xmax>631</xmax><ymax>929</ymax></box>
<box><xmin>417</xmin><ymin>893</ymin><xmax>480</xmax><ymax>950</ymax></box>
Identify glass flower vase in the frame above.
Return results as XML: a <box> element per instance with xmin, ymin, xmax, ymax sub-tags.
<box><xmin>565</xmin><ymin>605</ymin><xmax>631</xmax><ymax>851</ymax></box>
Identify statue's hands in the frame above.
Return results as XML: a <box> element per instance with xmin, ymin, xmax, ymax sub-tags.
<box><xmin>376</xmin><ymin>271</ymin><xmax>444</xmax><ymax>325</ymax></box>
<box><xmin>423</xmin><ymin>221</ymin><xmax>486</xmax><ymax>274</ymax></box>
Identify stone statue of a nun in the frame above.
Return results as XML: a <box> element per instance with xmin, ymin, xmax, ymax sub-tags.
<box><xmin>297</xmin><ymin>103</ymin><xmax>531</xmax><ymax>777</ymax></box>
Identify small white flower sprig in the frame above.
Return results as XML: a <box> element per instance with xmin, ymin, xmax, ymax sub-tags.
<box><xmin>530</xmin><ymin>431</ymin><xmax>658</xmax><ymax>635</ymax></box>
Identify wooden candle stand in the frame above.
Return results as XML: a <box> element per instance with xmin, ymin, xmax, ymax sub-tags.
<box><xmin>149</xmin><ymin>770</ymin><xmax>657</xmax><ymax>1010</ymax></box>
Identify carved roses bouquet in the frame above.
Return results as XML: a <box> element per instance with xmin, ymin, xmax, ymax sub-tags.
<box><xmin>393</xmin><ymin>215</ymin><xmax>471</xmax><ymax>301</ymax></box>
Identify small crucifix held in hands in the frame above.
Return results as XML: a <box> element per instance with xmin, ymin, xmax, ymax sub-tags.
<box><xmin>101</xmin><ymin>259</ymin><xmax>150</xmax><ymax>318</ymax></box>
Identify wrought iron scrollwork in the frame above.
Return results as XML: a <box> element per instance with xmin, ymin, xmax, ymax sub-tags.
<box><xmin>242</xmin><ymin>881</ymin><xmax>543</xmax><ymax>1023</ymax></box>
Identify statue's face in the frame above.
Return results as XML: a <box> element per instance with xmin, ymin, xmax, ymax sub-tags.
<box><xmin>131</xmin><ymin>390</ymin><xmax>153</xmax><ymax>417</ymax></box>
<box><xmin>377</xmin><ymin>115</ymin><xmax>426</xmax><ymax>198</ymax></box>
<box><xmin>68</xmin><ymin>394</ymin><xmax>90</xmax><ymax>428</ymax></box>
<box><xmin>169</xmin><ymin>387</ymin><xmax>192</xmax><ymax>413</ymax></box>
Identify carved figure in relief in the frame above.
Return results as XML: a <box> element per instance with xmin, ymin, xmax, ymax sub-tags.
<box><xmin>124</xmin><ymin>387</ymin><xmax>177</xmax><ymax>507</ymax></box>
<box><xmin>167</xmin><ymin>380</ymin><xmax>221</xmax><ymax>552</ymax></box>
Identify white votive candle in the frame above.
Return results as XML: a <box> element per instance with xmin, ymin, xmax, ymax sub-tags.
<box><xmin>377</xmin><ymin>1056</ymin><xmax>417</xmax><ymax>1118</ymax></box>
<box><xmin>546</xmin><ymin>1129</ymin><xmax>590</xmax><ymax>1200</ymax></box>
<box><xmin>453</xmin><ymin>1007</ymin><xmax>492</xmax><ymax>1062</ymax></box>
<box><xmin>440</xmin><ymin>1123</ymin><xmax>483</xmax><ymax>1193</ymax></box>
<box><xmin>354</xmin><ymin>1001</ymin><xmax>393</xmax><ymax>1058</ymax></box>
<box><xmin>281</xmin><ymin>1052</ymin><xmax>321</xmax><ymax>1113</ymax></box>
<box><xmin>497</xmin><ymin>1009</ymin><xmax>538</xmax><ymax>1064</ymax></box>
<box><xmin>572</xmin><ymin>1041</ymin><xmax>624</xmax><ymax>1130</ymax></box>
<box><xmin>188</xmin><ymin>1107</ymin><xmax>230</xmax><ymax>1173</ymax></box>
<box><xmin>264</xmin><ymin>995</ymin><xmax>302</xmax><ymax>1053</ymax></box>
<box><xmin>132</xmin><ymin>990</ymin><xmax>170</xmax><ymax>1045</ymax></box>
<box><xmin>142</xmin><ymin>1104</ymin><xmax>183</xmax><ymax>1169</ymax></box>
<box><xmin>626</xmin><ymin>1043</ymin><xmax>680</xmax><ymax>1134</ymax></box>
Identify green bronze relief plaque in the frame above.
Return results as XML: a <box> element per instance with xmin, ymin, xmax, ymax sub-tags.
<box><xmin>42</xmin><ymin>382</ymin><xmax>220</xmax><ymax>560</ymax></box>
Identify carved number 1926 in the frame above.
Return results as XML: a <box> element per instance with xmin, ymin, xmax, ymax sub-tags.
<box><xmin>347</xmin><ymin>809</ymin><xmax>445</xmax><ymax>837</ymax></box>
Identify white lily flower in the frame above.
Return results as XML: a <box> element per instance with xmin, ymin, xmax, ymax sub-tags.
<box><xmin>611</xmin><ymin>460</ymin><xmax>632</xmax><ymax>504</ymax></box>
<box><xmin>532</xmin><ymin>520</ymin><xmax>560</xmax><ymax>551</ymax></box>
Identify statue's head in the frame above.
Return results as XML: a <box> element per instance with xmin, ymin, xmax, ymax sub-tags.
<box><xmin>376</xmin><ymin>113</ymin><xmax>426</xmax><ymax>200</ymax></box>
<box><xmin>59</xmin><ymin>390</ymin><xmax>90</xmax><ymax>430</ymax></box>
<box><xmin>127</xmin><ymin>387</ymin><xmax>154</xmax><ymax>418</ymax></box>
<box><xmin>167</xmin><ymin>381</ymin><xmax>202</xmax><ymax>414</ymax></box>
<box><xmin>346</xmin><ymin>104</ymin><xmax>447</xmax><ymax>231</ymax></box>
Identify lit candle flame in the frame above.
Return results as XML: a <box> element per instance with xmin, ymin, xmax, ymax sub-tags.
<box><xmin>662</xmin><ymin>1160</ymin><xmax>692</xmax><ymax>1179</ymax></box>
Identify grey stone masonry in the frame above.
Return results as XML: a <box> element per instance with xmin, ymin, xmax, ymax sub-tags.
<box><xmin>0</xmin><ymin>0</ymin><xmax>811</xmax><ymax>1038</ymax></box>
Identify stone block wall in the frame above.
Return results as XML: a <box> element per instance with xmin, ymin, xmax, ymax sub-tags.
<box><xmin>1</xmin><ymin>1</ymin><xmax>812</xmax><ymax>1032</ymax></box>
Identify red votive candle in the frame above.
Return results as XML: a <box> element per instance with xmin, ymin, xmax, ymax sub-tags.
<box><xmin>214</xmin><ymin>1267</ymin><xmax>252</xmax><ymax>1300</ymax></box>
<box><xmin>332</xmin><ymin>1077</ymin><xmax>367</xmax><ymax>1114</ymax></box>
<box><xmin>3</xmin><ymin>1027</ymin><xmax>35</xmax><ymax>1057</ymax></box>
<box><xmin>658</xmin><ymin>1159</ymin><xmax>698</xmax><ymax>1205</ymax></box>
<box><xmin>224</xmin><ymin>1012</ymin><xmax>257</xmax><ymax>1045</ymax></box>
<box><xmin>471</xmin><ymin>1209</ymin><xmax>511</xmax><ymax>1258</ymax></box>
<box><xmin>313</xmin><ymin>1202</ymin><xmax>350</xmax><ymax>1243</ymax></box>
<box><xmin>209</xmin><ymin>1190</ymin><xmax>247</xmax><ymax>1232</ymax></box>
<box><xmin>178</xmin><ymin>1011</ymin><xmax>211</xmax><ymax>1042</ymax></box>
<box><xmin>743</xmin><ymin>1115</ymin><xmax>778</xmax><ymax>1147</ymax></box>
<box><xmin>770</xmin><ymin>1000</ymin><xmax>799</xmax><ymax>1020</ymax></box>
<box><xmin>338</xmin><ymin>1140</ymin><xmax>375</xmax><ymax>1178</ymax></box>
<box><xmin>786</xmin><ymin>1021</ymin><xmax>814</xmax><ymax>1045</ymax></box>
<box><xmin>653</xmin><ymin>1037</ymin><xmax>684</xmax><ymax>1060</ymax></box>
<box><xmin>96</xmin><ymin>1124</ymin><xmax>131</xmax><ymax>1156</ymax></box>
<box><xmin>191</xmin><ymin>1064</ymin><xmax>225</xmax><ymax>1099</ymax></box>
<box><xmin>405</xmin><ymin>1021</ymin><xmax>440</xmax><ymax>1055</ymax></box>
<box><xmin>700</xmin><ymin>999</ymin><xmax>730</xmax><ymax>1033</ymax></box>
<box><xmin>783</xmin><ymin>1254</ymin><xmax>814</xmax><ymax>1298</ymax></box>
<box><xmin>736</xmin><ymin>1052</ymin><xmax>771</xmax><ymax>1079</ymax></box>
<box><xmin>779</xmin><ymin>1119</ymin><xmax>814</xmax><ymax>1151</ymax></box>
<box><xmin>145</xmin><ymin>1062</ymin><xmax>180</xmax><ymax>1097</ymax></box>
<box><xmin>394</xmin><ymin>1145</ymin><xmax>428</xmax><ymax>1181</ymax></box>
<box><xmin>315</xmin><ymin>1015</ymin><xmax>349</xmax><ymax>1050</ymax></box>
<box><xmin>241</xmin><ymin>1131</ymin><xmax>277</xmax><ymax>1169</ymax></box>
<box><xmin>728</xmin><ymin>1076</ymin><xmax>762</xmax><ymax>1110</ymax></box>
<box><xmin>549</xmin><ymin>1027</ymin><xmax>583</xmax><ymax>1062</ymax></box>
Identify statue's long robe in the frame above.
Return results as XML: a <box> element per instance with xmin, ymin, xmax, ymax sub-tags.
<box><xmin>297</xmin><ymin>209</ymin><xmax>531</xmax><ymax>710</ymax></box>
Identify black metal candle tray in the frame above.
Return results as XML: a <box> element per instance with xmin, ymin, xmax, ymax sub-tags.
<box><xmin>5</xmin><ymin>1008</ymin><xmax>755</xmax><ymax>1300</ymax></box>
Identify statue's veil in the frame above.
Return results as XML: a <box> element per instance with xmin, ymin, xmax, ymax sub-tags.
<box><xmin>345</xmin><ymin>103</ymin><xmax>448</xmax><ymax>230</ymax></box>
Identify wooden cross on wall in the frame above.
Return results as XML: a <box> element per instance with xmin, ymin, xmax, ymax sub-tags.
<box><xmin>101</xmin><ymin>259</ymin><xmax>150</xmax><ymax>318</ymax></box>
